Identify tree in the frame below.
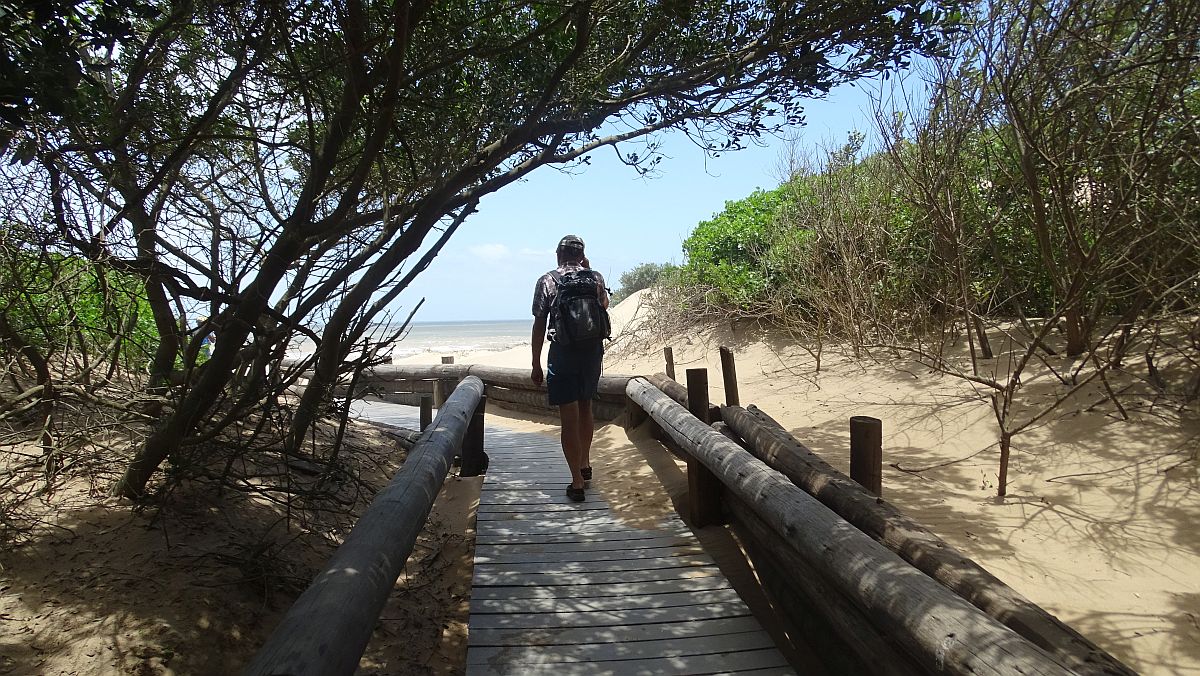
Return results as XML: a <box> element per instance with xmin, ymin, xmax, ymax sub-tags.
<box><xmin>875</xmin><ymin>0</ymin><xmax>1200</xmax><ymax>495</ymax></box>
<box><xmin>1</xmin><ymin>0</ymin><xmax>962</xmax><ymax>499</ymax></box>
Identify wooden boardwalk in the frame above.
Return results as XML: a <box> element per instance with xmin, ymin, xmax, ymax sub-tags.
<box><xmin>466</xmin><ymin>426</ymin><xmax>792</xmax><ymax>675</ymax></box>
<box><xmin>357</xmin><ymin>401</ymin><xmax>792</xmax><ymax>675</ymax></box>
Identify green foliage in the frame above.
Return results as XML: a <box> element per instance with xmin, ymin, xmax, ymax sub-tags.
<box><xmin>0</xmin><ymin>244</ymin><xmax>158</xmax><ymax>369</ymax></box>
<box><xmin>0</xmin><ymin>0</ymin><xmax>160</xmax><ymax>138</ymax></box>
<box><xmin>613</xmin><ymin>262</ymin><xmax>676</xmax><ymax>303</ymax></box>
<box><xmin>680</xmin><ymin>187</ymin><xmax>788</xmax><ymax>307</ymax></box>
<box><xmin>670</xmin><ymin>0</ymin><xmax>1200</xmax><ymax>344</ymax></box>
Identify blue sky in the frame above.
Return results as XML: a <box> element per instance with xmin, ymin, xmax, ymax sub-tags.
<box><xmin>397</xmin><ymin>83</ymin><xmax>881</xmax><ymax>322</ymax></box>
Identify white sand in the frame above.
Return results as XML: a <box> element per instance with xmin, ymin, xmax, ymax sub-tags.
<box><xmin>397</xmin><ymin>291</ymin><xmax>1199</xmax><ymax>674</ymax></box>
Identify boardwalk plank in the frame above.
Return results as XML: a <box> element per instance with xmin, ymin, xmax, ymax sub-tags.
<box><xmin>471</xmin><ymin>516</ymin><xmax>682</xmax><ymax>534</ymax></box>
<box><xmin>465</xmin><ymin>600</ymin><xmax>748</xmax><ymax>633</ymax></box>
<box><xmin>470</xmin><ymin>588</ymin><xmax>745</xmax><ymax>614</ymax></box>
<box><xmin>474</xmin><ymin>544</ymin><xmax>705</xmax><ymax>564</ymax></box>
<box><xmin>466</xmin><ymin>649</ymin><xmax>791</xmax><ymax>675</ymax></box>
<box><xmin>469</xmin><ymin>576</ymin><xmax>734</xmax><ymax>601</ymax></box>
<box><xmin>466</xmin><ymin>615</ymin><xmax>769</xmax><ymax>647</ymax></box>
<box><xmin>472</xmin><ymin>564</ymin><xmax>725</xmax><ymax>587</ymax></box>
<box><xmin>468</xmin><ymin>600</ymin><xmax>753</xmax><ymax>629</ymax></box>
<box><xmin>475</xmin><ymin>502</ymin><xmax>609</xmax><ymax>514</ymax></box>
<box><xmin>474</xmin><ymin>534</ymin><xmax>694</xmax><ymax>554</ymax></box>
<box><xmin>466</xmin><ymin>631</ymin><xmax>778</xmax><ymax>664</ymax></box>
<box><xmin>474</xmin><ymin>528</ymin><xmax>691</xmax><ymax>545</ymax></box>
<box><xmin>473</xmin><ymin>554</ymin><xmax>716</xmax><ymax>575</ymax></box>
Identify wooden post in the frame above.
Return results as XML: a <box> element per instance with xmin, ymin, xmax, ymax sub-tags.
<box><xmin>434</xmin><ymin>376</ymin><xmax>458</xmax><ymax>408</ymax></box>
<box><xmin>663</xmin><ymin>346</ymin><xmax>676</xmax><ymax>380</ymax></box>
<box><xmin>419</xmin><ymin>395</ymin><xmax>433</xmax><ymax>431</ymax></box>
<box><xmin>850</xmin><ymin>416</ymin><xmax>883</xmax><ymax>497</ymax></box>
<box><xmin>437</xmin><ymin>357</ymin><xmax>456</xmax><ymax>406</ymax></box>
<box><xmin>461</xmin><ymin>395</ymin><xmax>488</xmax><ymax>477</ymax></box>
<box><xmin>685</xmin><ymin>368</ymin><xmax>723</xmax><ymax>526</ymax></box>
<box><xmin>719</xmin><ymin>346</ymin><xmax>740</xmax><ymax>407</ymax></box>
<box><xmin>685</xmin><ymin>369</ymin><xmax>711</xmax><ymax>424</ymax></box>
<box><xmin>625</xmin><ymin>396</ymin><xmax>648</xmax><ymax>429</ymax></box>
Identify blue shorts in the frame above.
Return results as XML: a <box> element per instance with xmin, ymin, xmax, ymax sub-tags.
<box><xmin>547</xmin><ymin>340</ymin><xmax>604</xmax><ymax>406</ymax></box>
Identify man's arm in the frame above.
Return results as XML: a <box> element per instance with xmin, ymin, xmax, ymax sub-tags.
<box><xmin>531</xmin><ymin>314</ymin><xmax>547</xmax><ymax>385</ymax></box>
<box><xmin>582</xmin><ymin>257</ymin><xmax>610</xmax><ymax>309</ymax></box>
<box><xmin>598</xmin><ymin>273</ymin><xmax>610</xmax><ymax>309</ymax></box>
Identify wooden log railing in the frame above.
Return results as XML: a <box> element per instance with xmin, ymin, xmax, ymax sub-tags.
<box><xmin>273</xmin><ymin>351</ymin><xmax>1128</xmax><ymax>675</ymax></box>
<box><xmin>338</xmin><ymin>363</ymin><xmax>632</xmax><ymax>422</ymax></box>
<box><xmin>627</xmin><ymin>377</ymin><xmax>1078</xmax><ymax>676</ymax></box>
<box><xmin>243</xmin><ymin>376</ymin><xmax>486</xmax><ymax>676</ymax></box>
<box><xmin>723</xmin><ymin>404</ymin><xmax>1133</xmax><ymax>676</ymax></box>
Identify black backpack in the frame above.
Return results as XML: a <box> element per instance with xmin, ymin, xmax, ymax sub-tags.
<box><xmin>550</xmin><ymin>270</ymin><xmax>611</xmax><ymax>345</ymax></box>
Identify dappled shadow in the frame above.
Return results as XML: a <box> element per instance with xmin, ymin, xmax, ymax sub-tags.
<box><xmin>583</xmin><ymin>421</ymin><xmax>827</xmax><ymax>674</ymax></box>
<box><xmin>0</xmin><ymin>418</ymin><xmax>479</xmax><ymax>676</ymax></box>
<box><xmin>0</xmin><ymin>495</ymin><xmax>310</xmax><ymax>675</ymax></box>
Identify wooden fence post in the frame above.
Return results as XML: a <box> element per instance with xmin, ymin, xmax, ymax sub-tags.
<box><xmin>664</xmin><ymin>346</ymin><xmax>676</xmax><ymax>380</ymax></box>
<box><xmin>850</xmin><ymin>416</ymin><xmax>883</xmax><ymax>497</ymax></box>
<box><xmin>719</xmin><ymin>346</ymin><xmax>740</xmax><ymax>407</ymax></box>
<box><xmin>461</xmin><ymin>395</ymin><xmax>488</xmax><ymax>477</ymax></box>
<box><xmin>419</xmin><ymin>394</ymin><xmax>433</xmax><ymax>431</ymax></box>
<box><xmin>686</xmin><ymin>368</ymin><xmax>723</xmax><ymax>526</ymax></box>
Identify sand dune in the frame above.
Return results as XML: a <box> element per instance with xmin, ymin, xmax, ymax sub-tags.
<box><xmin>440</xmin><ymin>291</ymin><xmax>1200</xmax><ymax>674</ymax></box>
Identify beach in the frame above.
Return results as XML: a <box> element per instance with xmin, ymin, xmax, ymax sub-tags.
<box><xmin>397</xmin><ymin>290</ymin><xmax>1200</xmax><ymax>674</ymax></box>
<box><xmin>1</xmin><ymin>291</ymin><xmax>1195</xmax><ymax>675</ymax></box>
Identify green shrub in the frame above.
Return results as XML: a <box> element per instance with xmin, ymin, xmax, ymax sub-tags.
<box><xmin>680</xmin><ymin>186</ymin><xmax>787</xmax><ymax>307</ymax></box>
<box><xmin>612</xmin><ymin>262</ymin><xmax>676</xmax><ymax>303</ymax></box>
<box><xmin>0</xmin><ymin>245</ymin><xmax>159</xmax><ymax>369</ymax></box>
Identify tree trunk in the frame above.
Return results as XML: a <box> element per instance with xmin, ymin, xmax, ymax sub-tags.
<box><xmin>112</xmin><ymin>237</ymin><xmax>302</xmax><ymax>499</ymax></box>
<box><xmin>1064</xmin><ymin>307</ymin><xmax>1086</xmax><ymax>357</ymax></box>
<box><xmin>973</xmin><ymin>314</ymin><xmax>994</xmax><ymax>359</ymax></box>
<box><xmin>997</xmin><ymin>431</ymin><xmax>1012</xmax><ymax>497</ymax></box>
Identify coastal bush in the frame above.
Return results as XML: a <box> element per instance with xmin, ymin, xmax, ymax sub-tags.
<box><xmin>612</xmin><ymin>262</ymin><xmax>676</xmax><ymax>303</ymax></box>
<box><xmin>662</xmin><ymin>0</ymin><xmax>1200</xmax><ymax>497</ymax></box>
<box><xmin>679</xmin><ymin>187</ymin><xmax>787</xmax><ymax>309</ymax></box>
<box><xmin>0</xmin><ymin>240</ymin><xmax>159</xmax><ymax>372</ymax></box>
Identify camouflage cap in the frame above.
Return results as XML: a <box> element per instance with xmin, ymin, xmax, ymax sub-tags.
<box><xmin>557</xmin><ymin>234</ymin><xmax>585</xmax><ymax>251</ymax></box>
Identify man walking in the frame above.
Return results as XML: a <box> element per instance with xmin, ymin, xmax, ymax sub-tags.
<box><xmin>531</xmin><ymin>235</ymin><xmax>610</xmax><ymax>502</ymax></box>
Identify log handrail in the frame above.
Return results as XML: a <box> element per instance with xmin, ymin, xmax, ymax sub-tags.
<box><xmin>243</xmin><ymin>376</ymin><xmax>485</xmax><ymax>676</ymax></box>
<box><xmin>626</xmin><ymin>377</ymin><xmax>1076</xmax><ymax>676</ymax></box>
<box><xmin>362</xmin><ymin>363</ymin><xmax>633</xmax><ymax>396</ymax></box>
<box><xmin>723</xmin><ymin>404</ymin><xmax>1133</xmax><ymax>676</ymax></box>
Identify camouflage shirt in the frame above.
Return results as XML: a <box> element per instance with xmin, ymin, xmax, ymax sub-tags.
<box><xmin>532</xmin><ymin>263</ymin><xmax>609</xmax><ymax>339</ymax></box>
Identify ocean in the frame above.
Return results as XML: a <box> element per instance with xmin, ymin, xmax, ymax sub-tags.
<box><xmin>385</xmin><ymin>319</ymin><xmax>530</xmax><ymax>360</ymax></box>
<box><xmin>286</xmin><ymin>318</ymin><xmax>532</xmax><ymax>361</ymax></box>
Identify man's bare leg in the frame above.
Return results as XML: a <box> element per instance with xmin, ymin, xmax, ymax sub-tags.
<box><xmin>559</xmin><ymin>401</ymin><xmax>586</xmax><ymax>489</ymax></box>
<box><xmin>578</xmin><ymin>398</ymin><xmax>594</xmax><ymax>477</ymax></box>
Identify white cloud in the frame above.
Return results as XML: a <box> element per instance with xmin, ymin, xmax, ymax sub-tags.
<box><xmin>469</xmin><ymin>243</ymin><xmax>510</xmax><ymax>261</ymax></box>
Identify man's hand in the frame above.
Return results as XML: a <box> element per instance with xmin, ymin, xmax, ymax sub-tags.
<box><xmin>531</xmin><ymin>363</ymin><xmax>544</xmax><ymax>386</ymax></box>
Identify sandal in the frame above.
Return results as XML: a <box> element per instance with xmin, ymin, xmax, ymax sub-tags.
<box><xmin>581</xmin><ymin>466</ymin><xmax>593</xmax><ymax>482</ymax></box>
<box><xmin>566</xmin><ymin>485</ymin><xmax>586</xmax><ymax>502</ymax></box>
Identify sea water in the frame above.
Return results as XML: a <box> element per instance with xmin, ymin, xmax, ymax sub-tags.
<box><xmin>385</xmin><ymin>319</ymin><xmax>530</xmax><ymax>360</ymax></box>
<box><xmin>285</xmin><ymin>318</ymin><xmax>531</xmax><ymax>361</ymax></box>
